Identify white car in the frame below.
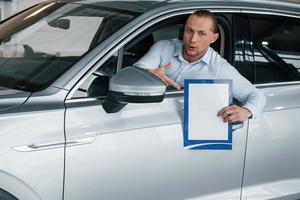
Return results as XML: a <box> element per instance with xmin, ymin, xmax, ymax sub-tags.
<box><xmin>0</xmin><ymin>0</ymin><xmax>300</xmax><ymax>199</ymax></box>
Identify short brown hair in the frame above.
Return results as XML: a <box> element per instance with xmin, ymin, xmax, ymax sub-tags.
<box><xmin>190</xmin><ymin>10</ymin><xmax>219</xmax><ymax>33</ymax></box>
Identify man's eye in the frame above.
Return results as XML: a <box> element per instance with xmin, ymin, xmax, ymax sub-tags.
<box><xmin>198</xmin><ymin>32</ymin><xmax>205</xmax><ymax>36</ymax></box>
<box><xmin>186</xmin><ymin>28</ymin><xmax>193</xmax><ymax>33</ymax></box>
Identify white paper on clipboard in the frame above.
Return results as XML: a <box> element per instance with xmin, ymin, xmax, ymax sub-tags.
<box><xmin>188</xmin><ymin>83</ymin><xmax>229</xmax><ymax>140</ymax></box>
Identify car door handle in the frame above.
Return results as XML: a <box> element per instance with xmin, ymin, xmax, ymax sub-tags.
<box><xmin>65</xmin><ymin>136</ymin><xmax>96</xmax><ymax>147</ymax></box>
<box><xmin>12</xmin><ymin>136</ymin><xmax>96</xmax><ymax>152</ymax></box>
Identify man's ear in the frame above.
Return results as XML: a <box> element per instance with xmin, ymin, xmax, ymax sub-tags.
<box><xmin>210</xmin><ymin>32</ymin><xmax>219</xmax><ymax>44</ymax></box>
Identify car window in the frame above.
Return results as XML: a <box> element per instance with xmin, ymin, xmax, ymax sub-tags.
<box><xmin>72</xmin><ymin>52</ymin><xmax>117</xmax><ymax>98</ymax></box>
<box><xmin>122</xmin><ymin>14</ymin><xmax>230</xmax><ymax>71</ymax></box>
<box><xmin>249</xmin><ymin>14</ymin><xmax>300</xmax><ymax>84</ymax></box>
<box><xmin>73</xmin><ymin>13</ymin><xmax>232</xmax><ymax>99</ymax></box>
<box><xmin>122</xmin><ymin>16</ymin><xmax>186</xmax><ymax>68</ymax></box>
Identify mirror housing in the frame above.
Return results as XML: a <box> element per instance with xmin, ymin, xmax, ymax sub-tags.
<box><xmin>102</xmin><ymin>66</ymin><xmax>166</xmax><ymax>113</ymax></box>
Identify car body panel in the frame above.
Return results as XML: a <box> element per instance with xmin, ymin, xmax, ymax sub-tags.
<box><xmin>0</xmin><ymin>89</ymin><xmax>67</xmax><ymax>200</ymax></box>
<box><xmin>241</xmin><ymin>84</ymin><xmax>300</xmax><ymax>199</ymax></box>
<box><xmin>0</xmin><ymin>88</ymin><xmax>30</xmax><ymax>111</ymax></box>
<box><xmin>0</xmin><ymin>110</ymin><xmax>64</xmax><ymax>200</ymax></box>
<box><xmin>64</xmin><ymin>96</ymin><xmax>248</xmax><ymax>200</ymax></box>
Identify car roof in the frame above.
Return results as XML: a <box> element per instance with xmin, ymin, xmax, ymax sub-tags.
<box><xmin>55</xmin><ymin>0</ymin><xmax>300</xmax><ymax>13</ymax></box>
<box><xmin>55</xmin><ymin>0</ymin><xmax>166</xmax><ymax>13</ymax></box>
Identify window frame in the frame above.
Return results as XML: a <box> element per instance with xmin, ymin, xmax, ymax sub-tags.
<box><xmin>66</xmin><ymin>9</ymin><xmax>240</xmax><ymax>102</ymax></box>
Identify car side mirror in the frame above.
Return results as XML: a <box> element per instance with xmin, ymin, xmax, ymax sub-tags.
<box><xmin>102</xmin><ymin>66</ymin><xmax>166</xmax><ymax>113</ymax></box>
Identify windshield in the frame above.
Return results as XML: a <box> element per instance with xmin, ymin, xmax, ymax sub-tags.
<box><xmin>0</xmin><ymin>2</ymin><xmax>139</xmax><ymax>92</ymax></box>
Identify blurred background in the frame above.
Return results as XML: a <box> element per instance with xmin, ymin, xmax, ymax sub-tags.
<box><xmin>0</xmin><ymin>0</ymin><xmax>44</xmax><ymax>20</ymax></box>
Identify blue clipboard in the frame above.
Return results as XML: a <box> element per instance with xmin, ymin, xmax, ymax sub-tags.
<box><xmin>184</xmin><ymin>79</ymin><xmax>233</xmax><ymax>150</ymax></box>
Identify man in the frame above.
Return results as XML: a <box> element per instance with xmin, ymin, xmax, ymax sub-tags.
<box><xmin>135</xmin><ymin>10</ymin><xmax>266</xmax><ymax>123</ymax></box>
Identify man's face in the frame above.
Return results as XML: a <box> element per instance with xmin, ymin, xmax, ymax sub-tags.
<box><xmin>183</xmin><ymin>15</ymin><xmax>219</xmax><ymax>63</ymax></box>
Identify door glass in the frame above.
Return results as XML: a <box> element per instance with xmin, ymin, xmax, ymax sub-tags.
<box><xmin>249</xmin><ymin>14</ymin><xmax>300</xmax><ymax>84</ymax></box>
<box><xmin>72</xmin><ymin>52</ymin><xmax>117</xmax><ymax>99</ymax></box>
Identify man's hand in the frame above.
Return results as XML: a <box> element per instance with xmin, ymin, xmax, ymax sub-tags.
<box><xmin>149</xmin><ymin>62</ymin><xmax>181</xmax><ymax>90</ymax></box>
<box><xmin>217</xmin><ymin>105</ymin><xmax>252</xmax><ymax>123</ymax></box>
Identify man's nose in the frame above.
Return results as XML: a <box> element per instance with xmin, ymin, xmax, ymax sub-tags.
<box><xmin>191</xmin><ymin>33</ymin><xmax>198</xmax><ymax>43</ymax></box>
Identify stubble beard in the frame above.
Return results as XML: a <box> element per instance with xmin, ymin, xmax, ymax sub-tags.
<box><xmin>183</xmin><ymin>46</ymin><xmax>206</xmax><ymax>63</ymax></box>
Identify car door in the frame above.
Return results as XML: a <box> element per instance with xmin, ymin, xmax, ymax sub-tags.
<box><xmin>64</xmin><ymin>10</ymin><xmax>248</xmax><ymax>200</ymax></box>
<box><xmin>236</xmin><ymin>12</ymin><xmax>300</xmax><ymax>199</ymax></box>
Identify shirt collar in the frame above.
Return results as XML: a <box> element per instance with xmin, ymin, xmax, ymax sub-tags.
<box><xmin>173</xmin><ymin>41</ymin><xmax>183</xmax><ymax>57</ymax></box>
<box><xmin>199</xmin><ymin>47</ymin><xmax>212</xmax><ymax>65</ymax></box>
<box><xmin>173</xmin><ymin>42</ymin><xmax>212</xmax><ymax>65</ymax></box>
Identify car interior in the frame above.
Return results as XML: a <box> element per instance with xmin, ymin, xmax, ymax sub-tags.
<box><xmin>249</xmin><ymin>14</ymin><xmax>300</xmax><ymax>83</ymax></box>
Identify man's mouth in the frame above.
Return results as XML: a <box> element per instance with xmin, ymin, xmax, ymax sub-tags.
<box><xmin>187</xmin><ymin>45</ymin><xmax>196</xmax><ymax>51</ymax></box>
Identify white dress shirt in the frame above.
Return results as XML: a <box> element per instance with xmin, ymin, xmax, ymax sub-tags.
<box><xmin>135</xmin><ymin>39</ymin><xmax>266</xmax><ymax>118</ymax></box>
